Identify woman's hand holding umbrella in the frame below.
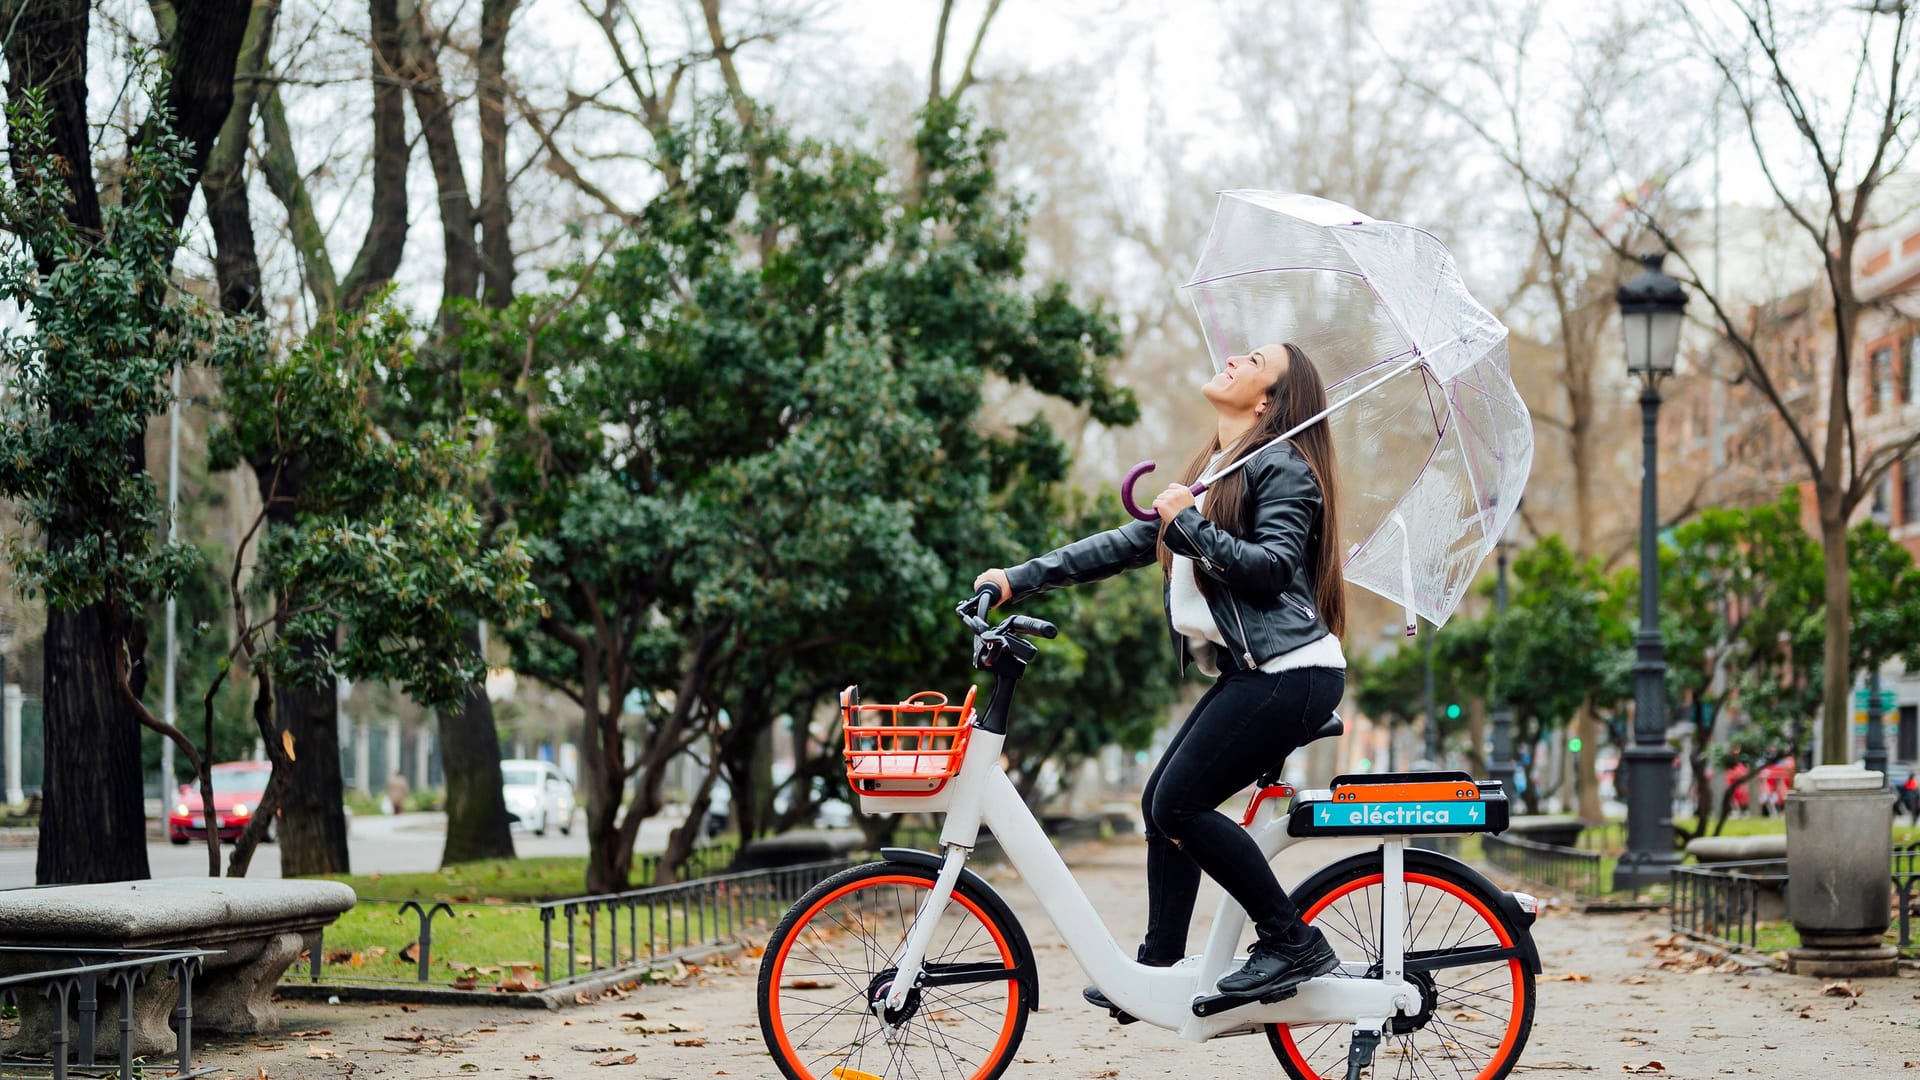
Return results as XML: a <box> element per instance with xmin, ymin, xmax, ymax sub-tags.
<box><xmin>1151</xmin><ymin>483</ymin><xmax>1196</xmax><ymax>520</ymax></box>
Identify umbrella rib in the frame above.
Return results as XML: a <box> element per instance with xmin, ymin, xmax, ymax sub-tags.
<box><xmin>1185</xmin><ymin>265</ymin><xmax>1371</xmax><ymax>288</ymax></box>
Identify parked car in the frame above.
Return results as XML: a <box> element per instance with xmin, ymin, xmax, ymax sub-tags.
<box><xmin>168</xmin><ymin>761</ymin><xmax>276</xmax><ymax>845</ymax></box>
<box><xmin>501</xmin><ymin>759</ymin><xmax>575</xmax><ymax>836</ymax></box>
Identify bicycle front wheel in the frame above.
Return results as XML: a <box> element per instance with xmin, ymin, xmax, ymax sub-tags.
<box><xmin>1267</xmin><ymin>853</ymin><xmax>1536</xmax><ymax>1080</ymax></box>
<box><xmin>758</xmin><ymin>861</ymin><xmax>1031</xmax><ymax>1080</ymax></box>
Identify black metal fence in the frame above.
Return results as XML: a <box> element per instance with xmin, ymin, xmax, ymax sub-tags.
<box><xmin>304</xmin><ymin>858</ymin><xmax>852</xmax><ymax>992</ymax></box>
<box><xmin>1669</xmin><ymin>859</ymin><xmax>1789</xmax><ymax>953</ymax></box>
<box><xmin>1895</xmin><ymin>842</ymin><xmax>1919</xmax><ymax>957</ymax></box>
<box><xmin>0</xmin><ymin>946</ymin><xmax>216</xmax><ymax>1080</ymax></box>
<box><xmin>1480</xmin><ymin>831</ymin><xmax>1606</xmax><ymax>898</ymax></box>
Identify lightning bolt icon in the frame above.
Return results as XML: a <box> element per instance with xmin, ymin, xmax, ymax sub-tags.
<box><xmin>1468</xmin><ymin>805</ymin><xmax>1481</xmax><ymax>822</ymax></box>
<box><xmin>1318</xmin><ymin>807</ymin><xmax>1330</xmax><ymax>824</ymax></box>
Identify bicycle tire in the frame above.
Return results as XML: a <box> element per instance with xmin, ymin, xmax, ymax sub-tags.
<box><xmin>758</xmin><ymin>861</ymin><xmax>1032</xmax><ymax>1080</ymax></box>
<box><xmin>1267</xmin><ymin>850</ymin><xmax>1537</xmax><ymax>1080</ymax></box>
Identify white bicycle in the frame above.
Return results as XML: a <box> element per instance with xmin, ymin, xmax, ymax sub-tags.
<box><xmin>757</xmin><ymin>588</ymin><xmax>1541</xmax><ymax>1080</ymax></box>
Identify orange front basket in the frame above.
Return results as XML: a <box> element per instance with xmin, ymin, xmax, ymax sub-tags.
<box><xmin>841</xmin><ymin>685</ymin><xmax>976</xmax><ymax>798</ymax></box>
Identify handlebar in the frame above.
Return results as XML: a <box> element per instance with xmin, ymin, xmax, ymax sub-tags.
<box><xmin>956</xmin><ymin>585</ymin><xmax>1057</xmax><ymax>640</ymax></box>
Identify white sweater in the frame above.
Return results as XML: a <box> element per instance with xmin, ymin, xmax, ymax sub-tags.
<box><xmin>1168</xmin><ymin>480</ymin><xmax>1346</xmax><ymax>677</ymax></box>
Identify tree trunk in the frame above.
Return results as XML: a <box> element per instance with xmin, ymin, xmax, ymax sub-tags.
<box><xmin>275</xmin><ymin>634</ymin><xmax>351</xmax><ymax>876</ymax></box>
<box><xmin>398</xmin><ymin>1</ymin><xmax>478</xmax><ymax>333</ymax></box>
<box><xmin>438</xmin><ymin>622</ymin><xmax>515</xmax><ymax>865</ymax></box>
<box><xmin>339</xmin><ymin>0</ymin><xmax>411</xmax><ymax>312</ymax></box>
<box><xmin>201</xmin><ymin>0</ymin><xmax>276</xmax><ymax>316</ymax></box>
<box><xmin>657</xmin><ymin>757</ymin><xmax>722</xmax><ymax>884</ymax></box>
<box><xmin>581</xmin><ymin>704</ymin><xmax>631</xmax><ymax>895</ymax></box>
<box><xmin>477</xmin><ymin>0</ymin><xmax>519</xmax><ymax>307</ymax></box>
<box><xmin>1575</xmin><ymin>701</ymin><xmax>1601</xmax><ymax>823</ymax></box>
<box><xmin>36</xmin><ymin>604</ymin><xmax>151</xmax><ymax>884</ymax></box>
<box><xmin>1819</xmin><ymin>503</ymin><xmax>1851</xmax><ymax>764</ymax></box>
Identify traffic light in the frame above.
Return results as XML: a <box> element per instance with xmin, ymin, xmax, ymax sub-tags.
<box><xmin>1567</xmin><ymin>736</ymin><xmax>1583</xmax><ymax>753</ymax></box>
<box><xmin>1445</xmin><ymin>703</ymin><xmax>1461</xmax><ymax>720</ymax></box>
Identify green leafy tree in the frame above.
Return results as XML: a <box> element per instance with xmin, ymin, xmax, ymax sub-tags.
<box><xmin>0</xmin><ymin>94</ymin><xmax>261</xmax><ymax>878</ymax></box>
<box><xmin>442</xmin><ymin>102</ymin><xmax>1134</xmax><ymax>892</ymax></box>
<box><xmin>207</xmin><ymin>304</ymin><xmax>540</xmax><ymax>876</ymax></box>
<box><xmin>1485</xmin><ymin>537</ymin><xmax>1632</xmax><ymax>814</ymax></box>
<box><xmin>1662</xmin><ymin>489</ymin><xmax>1920</xmax><ymax>836</ymax></box>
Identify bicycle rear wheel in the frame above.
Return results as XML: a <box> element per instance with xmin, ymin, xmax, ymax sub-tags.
<box><xmin>1267</xmin><ymin>853</ymin><xmax>1535</xmax><ymax>1080</ymax></box>
<box><xmin>758</xmin><ymin>861</ymin><xmax>1031</xmax><ymax>1080</ymax></box>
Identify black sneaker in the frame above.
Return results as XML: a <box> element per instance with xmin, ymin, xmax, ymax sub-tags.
<box><xmin>1082</xmin><ymin>984</ymin><xmax>1140</xmax><ymax>1025</ymax></box>
<box><xmin>1214</xmin><ymin>926</ymin><xmax>1339</xmax><ymax>998</ymax></box>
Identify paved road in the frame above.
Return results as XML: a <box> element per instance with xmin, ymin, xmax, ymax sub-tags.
<box><xmin>223</xmin><ymin>834</ymin><xmax>1920</xmax><ymax>1080</ymax></box>
<box><xmin>0</xmin><ymin>809</ymin><xmax>691</xmax><ymax>887</ymax></box>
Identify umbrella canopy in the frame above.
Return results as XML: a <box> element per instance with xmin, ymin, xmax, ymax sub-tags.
<box><xmin>1176</xmin><ymin>191</ymin><xmax>1531</xmax><ymax>629</ymax></box>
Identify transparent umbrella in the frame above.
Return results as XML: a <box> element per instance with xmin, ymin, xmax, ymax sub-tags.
<box><xmin>1122</xmin><ymin>191</ymin><xmax>1533</xmax><ymax>631</ymax></box>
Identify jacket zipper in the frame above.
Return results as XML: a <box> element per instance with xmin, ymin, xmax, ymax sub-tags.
<box><xmin>1173</xmin><ymin>516</ymin><xmax>1256</xmax><ymax>670</ymax></box>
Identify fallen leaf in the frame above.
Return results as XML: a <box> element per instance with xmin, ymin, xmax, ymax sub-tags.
<box><xmin>473</xmin><ymin>1027</ymin><xmax>497</xmax><ymax>1034</ymax></box>
<box><xmin>385</xmin><ymin>1033</ymin><xmax>431</xmax><ymax>1044</ymax></box>
<box><xmin>620</xmin><ymin>1012</ymin><xmax>648</xmax><ymax>1021</ymax></box>
<box><xmin>1452</xmin><ymin>1011</ymin><xmax>1485</xmax><ymax>1022</ymax></box>
<box><xmin>784</xmin><ymin>978</ymin><xmax>833</xmax><ymax>990</ymax></box>
<box><xmin>400</xmin><ymin>941</ymin><xmax>420</xmax><ymax>964</ymax></box>
<box><xmin>1622</xmin><ymin>976</ymin><xmax>1648</xmax><ymax>985</ymax></box>
<box><xmin>1822</xmin><ymin>981</ymin><xmax>1863</xmax><ymax>998</ymax></box>
<box><xmin>452</xmin><ymin>975</ymin><xmax>480</xmax><ymax>991</ymax></box>
<box><xmin>672</xmin><ymin>1037</ymin><xmax>707</xmax><ymax>1047</ymax></box>
<box><xmin>1093</xmin><ymin>1072</ymin><xmax>1119</xmax><ymax>1079</ymax></box>
<box><xmin>1553</xmin><ymin>972</ymin><xmax>1591</xmax><ymax>982</ymax></box>
<box><xmin>524</xmin><ymin>1055</ymin><xmax>541</xmax><ymax>1062</ymax></box>
<box><xmin>288</xmin><ymin>1029</ymin><xmax>332</xmax><ymax>1038</ymax></box>
<box><xmin>305</xmin><ymin>1047</ymin><xmax>337</xmax><ymax>1060</ymax></box>
<box><xmin>591</xmin><ymin>1054</ymin><xmax>637</xmax><ymax>1067</ymax></box>
<box><xmin>626</xmin><ymin>1020</ymin><xmax>704</xmax><ymax>1035</ymax></box>
<box><xmin>571</xmin><ymin>1045</ymin><xmax>623</xmax><ymax>1053</ymax></box>
<box><xmin>1622</xmin><ymin>1063</ymin><xmax>1665</xmax><ymax>1074</ymax></box>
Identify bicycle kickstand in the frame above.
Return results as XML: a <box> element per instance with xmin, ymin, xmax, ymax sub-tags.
<box><xmin>1344</xmin><ymin>1022</ymin><xmax>1384</xmax><ymax>1080</ymax></box>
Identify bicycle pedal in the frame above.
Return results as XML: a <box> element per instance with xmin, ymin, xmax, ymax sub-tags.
<box><xmin>1188</xmin><ymin>982</ymin><xmax>1296</xmax><ymax>1017</ymax></box>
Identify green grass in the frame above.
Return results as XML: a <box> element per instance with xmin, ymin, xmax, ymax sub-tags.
<box><xmin>324</xmin><ymin>856</ymin><xmax>597</xmax><ymax>904</ymax></box>
<box><xmin>1672</xmin><ymin>815</ymin><xmax>1920</xmax><ymax>849</ymax></box>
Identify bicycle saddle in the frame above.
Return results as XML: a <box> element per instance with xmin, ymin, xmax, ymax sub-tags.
<box><xmin>1254</xmin><ymin>712</ymin><xmax>1344</xmax><ymax>787</ymax></box>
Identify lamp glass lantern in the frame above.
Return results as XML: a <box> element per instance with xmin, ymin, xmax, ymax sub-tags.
<box><xmin>1617</xmin><ymin>253</ymin><xmax>1687</xmax><ymax>377</ymax></box>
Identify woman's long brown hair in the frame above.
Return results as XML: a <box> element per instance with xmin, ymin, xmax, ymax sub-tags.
<box><xmin>1156</xmin><ymin>342</ymin><xmax>1346</xmax><ymax>639</ymax></box>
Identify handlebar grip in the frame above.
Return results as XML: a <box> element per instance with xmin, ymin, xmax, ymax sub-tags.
<box><xmin>1004</xmin><ymin>615</ymin><xmax>1058</xmax><ymax>639</ymax></box>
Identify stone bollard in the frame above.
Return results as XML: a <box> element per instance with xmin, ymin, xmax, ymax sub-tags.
<box><xmin>1784</xmin><ymin>765</ymin><xmax>1897</xmax><ymax>977</ymax></box>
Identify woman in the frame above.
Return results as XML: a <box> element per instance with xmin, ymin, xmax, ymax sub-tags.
<box><xmin>975</xmin><ymin>341</ymin><xmax>1346</xmax><ymax>1005</ymax></box>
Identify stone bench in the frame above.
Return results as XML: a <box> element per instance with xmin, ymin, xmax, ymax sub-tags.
<box><xmin>1684</xmin><ymin>834</ymin><xmax>1788</xmax><ymax>862</ymax></box>
<box><xmin>0</xmin><ymin>877</ymin><xmax>355</xmax><ymax>1058</ymax></box>
<box><xmin>1683</xmin><ymin>835</ymin><xmax>1789</xmax><ymax>921</ymax></box>
<box><xmin>1505</xmin><ymin>815</ymin><xmax>1588</xmax><ymax>848</ymax></box>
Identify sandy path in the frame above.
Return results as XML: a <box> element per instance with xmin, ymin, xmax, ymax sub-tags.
<box><xmin>217</xmin><ymin>837</ymin><xmax>1918</xmax><ymax>1079</ymax></box>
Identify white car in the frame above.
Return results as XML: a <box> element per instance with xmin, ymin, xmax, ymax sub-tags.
<box><xmin>501</xmin><ymin>759</ymin><xmax>575</xmax><ymax>836</ymax></box>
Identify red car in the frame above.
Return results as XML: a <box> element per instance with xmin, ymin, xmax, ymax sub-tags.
<box><xmin>168</xmin><ymin>762</ymin><xmax>276</xmax><ymax>844</ymax></box>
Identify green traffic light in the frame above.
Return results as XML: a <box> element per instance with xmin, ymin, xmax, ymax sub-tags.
<box><xmin>1567</xmin><ymin>736</ymin><xmax>1583</xmax><ymax>753</ymax></box>
<box><xmin>1445</xmin><ymin>703</ymin><xmax>1461</xmax><ymax>720</ymax></box>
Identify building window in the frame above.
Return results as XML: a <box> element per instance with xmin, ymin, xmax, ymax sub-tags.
<box><xmin>1901</xmin><ymin>704</ymin><xmax>1918</xmax><ymax>762</ymax></box>
<box><xmin>1871</xmin><ymin>347</ymin><xmax>1895</xmax><ymax>413</ymax></box>
<box><xmin>1905</xmin><ymin>456</ymin><xmax>1920</xmax><ymax>527</ymax></box>
<box><xmin>1872</xmin><ymin>472</ymin><xmax>1893</xmax><ymax>525</ymax></box>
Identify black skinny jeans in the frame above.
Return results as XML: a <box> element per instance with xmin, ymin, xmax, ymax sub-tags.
<box><xmin>1138</xmin><ymin>665</ymin><xmax>1346</xmax><ymax>963</ymax></box>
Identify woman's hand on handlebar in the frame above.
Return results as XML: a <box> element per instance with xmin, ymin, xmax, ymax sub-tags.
<box><xmin>972</xmin><ymin>569</ymin><xmax>1011</xmax><ymax>608</ymax></box>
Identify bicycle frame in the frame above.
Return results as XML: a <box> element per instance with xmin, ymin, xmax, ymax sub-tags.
<box><xmin>879</xmin><ymin>722</ymin><xmax>1422</xmax><ymax>1043</ymax></box>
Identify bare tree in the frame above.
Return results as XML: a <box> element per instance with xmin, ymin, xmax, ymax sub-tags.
<box><xmin>1576</xmin><ymin>0</ymin><xmax>1920</xmax><ymax>765</ymax></box>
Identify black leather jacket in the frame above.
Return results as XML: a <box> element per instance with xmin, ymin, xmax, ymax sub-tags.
<box><xmin>1003</xmin><ymin>441</ymin><xmax>1332</xmax><ymax>675</ymax></box>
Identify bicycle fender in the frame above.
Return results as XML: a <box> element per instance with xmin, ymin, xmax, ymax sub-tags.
<box><xmin>1289</xmin><ymin>846</ymin><xmax>1543</xmax><ymax>975</ymax></box>
<box><xmin>881</xmin><ymin>847</ymin><xmax>1041</xmax><ymax>1009</ymax></box>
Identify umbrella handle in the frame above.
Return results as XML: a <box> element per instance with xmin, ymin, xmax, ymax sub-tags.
<box><xmin>1122</xmin><ymin>460</ymin><xmax>1208</xmax><ymax>522</ymax></box>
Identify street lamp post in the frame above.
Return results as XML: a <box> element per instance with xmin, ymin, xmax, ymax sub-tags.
<box><xmin>1613</xmin><ymin>253</ymin><xmax>1687</xmax><ymax>893</ymax></box>
<box><xmin>1489</xmin><ymin>505</ymin><xmax>1521</xmax><ymax>793</ymax></box>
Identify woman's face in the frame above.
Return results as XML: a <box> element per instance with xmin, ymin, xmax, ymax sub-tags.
<box><xmin>1202</xmin><ymin>342</ymin><xmax>1287</xmax><ymax>415</ymax></box>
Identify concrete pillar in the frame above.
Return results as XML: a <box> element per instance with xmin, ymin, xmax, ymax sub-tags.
<box><xmin>354</xmin><ymin>720</ymin><xmax>371</xmax><ymax>796</ymax></box>
<box><xmin>414</xmin><ymin>720</ymin><xmax>432</xmax><ymax>792</ymax></box>
<box><xmin>386</xmin><ymin>718</ymin><xmax>402</xmax><ymax>782</ymax></box>
<box><xmin>3</xmin><ymin>685</ymin><xmax>21</xmax><ymax>806</ymax></box>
